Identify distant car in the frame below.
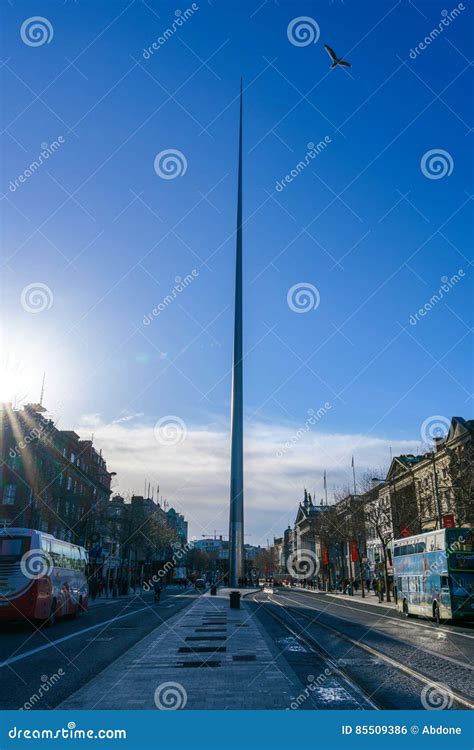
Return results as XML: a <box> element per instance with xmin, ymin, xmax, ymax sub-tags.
<box><xmin>195</xmin><ymin>578</ymin><xmax>206</xmax><ymax>589</ymax></box>
<box><xmin>263</xmin><ymin>586</ymin><xmax>274</xmax><ymax>594</ymax></box>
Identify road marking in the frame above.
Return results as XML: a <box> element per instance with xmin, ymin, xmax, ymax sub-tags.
<box><xmin>284</xmin><ymin>590</ymin><xmax>474</xmax><ymax>640</ymax></box>
<box><xmin>0</xmin><ymin>606</ymin><xmax>150</xmax><ymax>668</ymax></box>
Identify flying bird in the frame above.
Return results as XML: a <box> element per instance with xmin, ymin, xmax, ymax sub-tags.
<box><xmin>324</xmin><ymin>43</ymin><xmax>351</xmax><ymax>69</ymax></box>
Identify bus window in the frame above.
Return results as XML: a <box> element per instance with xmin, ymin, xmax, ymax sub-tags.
<box><xmin>0</xmin><ymin>537</ymin><xmax>30</xmax><ymax>559</ymax></box>
<box><xmin>450</xmin><ymin>573</ymin><xmax>474</xmax><ymax>597</ymax></box>
<box><xmin>426</xmin><ymin>535</ymin><xmax>435</xmax><ymax>551</ymax></box>
<box><xmin>434</xmin><ymin>532</ymin><xmax>445</xmax><ymax>551</ymax></box>
<box><xmin>41</xmin><ymin>538</ymin><xmax>51</xmax><ymax>554</ymax></box>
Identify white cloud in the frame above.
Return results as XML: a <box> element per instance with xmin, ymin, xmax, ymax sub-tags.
<box><xmin>75</xmin><ymin>415</ymin><xmax>420</xmax><ymax>546</ymax></box>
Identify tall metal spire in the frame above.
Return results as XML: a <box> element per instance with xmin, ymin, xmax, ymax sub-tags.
<box><xmin>228</xmin><ymin>80</ymin><xmax>244</xmax><ymax>587</ymax></box>
<box><xmin>39</xmin><ymin>372</ymin><xmax>45</xmax><ymax>406</ymax></box>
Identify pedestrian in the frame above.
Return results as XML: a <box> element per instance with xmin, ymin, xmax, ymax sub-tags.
<box><xmin>90</xmin><ymin>577</ymin><xmax>98</xmax><ymax>601</ymax></box>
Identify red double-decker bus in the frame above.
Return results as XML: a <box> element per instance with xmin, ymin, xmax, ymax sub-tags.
<box><xmin>0</xmin><ymin>528</ymin><xmax>89</xmax><ymax>625</ymax></box>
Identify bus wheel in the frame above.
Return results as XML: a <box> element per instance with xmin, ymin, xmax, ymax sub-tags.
<box><xmin>433</xmin><ymin>603</ymin><xmax>440</xmax><ymax>624</ymax></box>
<box><xmin>402</xmin><ymin>600</ymin><xmax>409</xmax><ymax>617</ymax></box>
<box><xmin>46</xmin><ymin>599</ymin><xmax>57</xmax><ymax>627</ymax></box>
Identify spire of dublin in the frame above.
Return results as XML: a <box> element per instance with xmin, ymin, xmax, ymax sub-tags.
<box><xmin>228</xmin><ymin>81</ymin><xmax>244</xmax><ymax>588</ymax></box>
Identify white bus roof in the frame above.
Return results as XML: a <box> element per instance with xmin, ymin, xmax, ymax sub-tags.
<box><xmin>393</xmin><ymin>527</ymin><xmax>469</xmax><ymax>546</ymax></box>
<box><xmin>0</xmin><ymin>528</ymin><xmax>87</xmax><ymax>551</ymax></box>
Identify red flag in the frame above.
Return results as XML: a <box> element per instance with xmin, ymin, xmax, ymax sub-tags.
<box><xmin>351</xmin><ymin>540</ymin><xmax>359</xmax><ymax>562</ymax></box>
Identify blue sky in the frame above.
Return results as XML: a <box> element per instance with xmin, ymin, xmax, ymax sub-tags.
<box><xmin>1</xmin><ymin>0</ymin><xmax>472</xmax><ymax>540</ymax></box>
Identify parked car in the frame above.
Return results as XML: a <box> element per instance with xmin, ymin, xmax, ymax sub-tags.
<box><xmin>195</xmin><ymin>578</ymin><xmax>206</xmax><ymax>589</ymax></box>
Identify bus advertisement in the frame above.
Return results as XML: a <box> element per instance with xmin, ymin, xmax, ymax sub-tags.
<box><xmin>0</xmin><ymin>528</ymin><xmax>89</xmax><ymax>626</ymax></box>
<box><xmin>393</xmin><ymin>527</ymin><xmax>473</xmax><ymax>622</ymax></box>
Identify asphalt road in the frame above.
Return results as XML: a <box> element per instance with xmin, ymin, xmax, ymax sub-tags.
<box><xmin>0</xmin><ymin>586</ymin><xmax>199</xmax><ymax>709</ymax></box>
<box><xmin>251</xmin><ymin>587</ymin><xmax>474</xmax><ymax>710</ymax></box>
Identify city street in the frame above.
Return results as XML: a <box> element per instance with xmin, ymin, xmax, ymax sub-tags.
<box><xmin>3</xmin><ymin>586</ymin><xmax>471</xmax><ymax>711</ymax></box>
<box><xmin>0</xmin><ymin>587</ymin><xmax>199</xmax><ymax>710</ymax></box>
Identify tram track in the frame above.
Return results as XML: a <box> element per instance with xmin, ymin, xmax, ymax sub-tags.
<box><xmin>251</xmin><ymin>591</ymin><xmax>474</xmax><ymax>711</ymax></box>
<box><xmin>249</xmin><ymin>592</ymin><xmax>381</xmax><ymax>710</ymax></box>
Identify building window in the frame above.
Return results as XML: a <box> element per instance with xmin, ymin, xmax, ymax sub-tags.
<box><xmin>3</xmin><ymin>484</ymin><xmax>17</xmax><ymax>505</ymax></box>
<box><xmin>67</xmin><ymin>476</ymin><xmax>72</xmax><ymax>491</ymax></box>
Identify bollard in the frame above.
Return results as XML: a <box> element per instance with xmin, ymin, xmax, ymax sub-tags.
<box><xmin>229</xmin><ymin>591</ymin><xmax>241</xmax><ymax>609</ymax></box>
<box><xmin>210</xmin><ymin>585</ymin><xmax>217</xmax><ymax>596</ymax></box>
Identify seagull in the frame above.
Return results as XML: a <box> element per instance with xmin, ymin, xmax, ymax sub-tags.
<box><xmin>324</xmin><ymin>43</ymin><xmax>351</xmax><ymax>69</ymax></box>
